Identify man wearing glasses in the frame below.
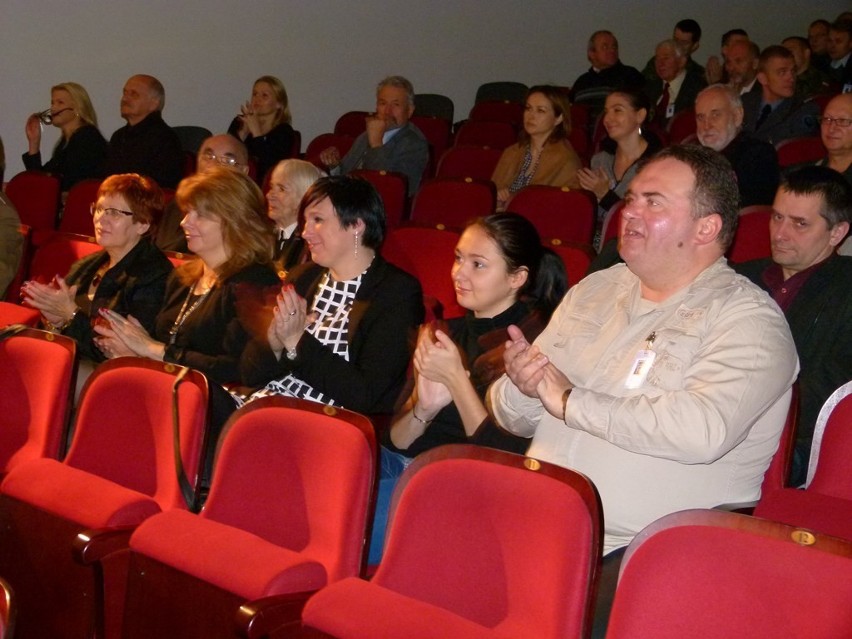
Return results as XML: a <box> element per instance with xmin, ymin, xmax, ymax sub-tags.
<box><xmin>155</xmin><ymin>134</ymin><xmax>249</xmax><ymax>252</ymax></box>
<box><xmin>815</xmin><ymin>93</ymin><xmax>852</xmax><ymax>186</ymax></box>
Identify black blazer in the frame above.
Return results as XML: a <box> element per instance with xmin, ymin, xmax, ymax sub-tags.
<box><xmin>64</xmin><ymin>238</ymin><xmax>173</xmax><ymax>361</ymax></box>
<box><xmin>722</xmin><ymin>133</ymin><xmax>780</xmax><ymax>207</ymax></box>
<box><xmin>158</xmin><ymin>262</ymin><xmax>280</xmax><ymax>384</ymax></box>
<box><xmin>241</xmin><ymin>256</ymin><xmax>424</xmax><ymax>415</ymax></box>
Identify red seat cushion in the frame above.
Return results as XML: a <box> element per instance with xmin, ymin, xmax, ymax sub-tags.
<box><xmin>130</xmin><ymin>510</ymin><xmax>329</xmax><ymax>600</ymax></box>
<box><xmin>1</xmin><ymin>458</ymin><xmax>160</xmax><ymax>528</ymax></box>
<box><xmin>303</xmin><ymin>577</ymin><xmax>512</xmax><ymax>639</ymax></box>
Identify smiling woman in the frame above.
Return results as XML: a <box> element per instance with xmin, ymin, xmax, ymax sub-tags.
<box><xmin>93</xmin><ymin>167</ymin><xmax>279</xmax><ymax>385</ymax></box>
<box><xmin>227</xmin><ymin>75</ymin><xmax>295</xmax><ymax>184</ymax></box>
<box><xmin>22</xmin><ymin>82</ymin><xmax>107</xmax><ymax>191</ymax></box>
<box><xmin>20</xmin><ymin>173</ymin><xmax>173</xmax><ymax>365</ymax></box>
<box><xmin>237</xmin><ymin>175</ymin><xmax>424</xmax><ymax>416</ymax></box>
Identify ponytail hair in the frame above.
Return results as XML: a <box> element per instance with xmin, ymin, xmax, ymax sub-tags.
<box><xmin>470</xmin><ymin>213</ymin><xmax>567</xmax><ymax>319</ymax></box>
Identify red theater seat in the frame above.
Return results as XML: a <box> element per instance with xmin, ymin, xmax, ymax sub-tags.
<box><xmin>606</xmin><ymin>509</ymin><xmax>852</xmax><ymax>638</ymax></box>
<box><xmin>299</xmin><ymin>445</ymin><xmax>602</xmax><ymax>639</ymax></box>
<box><xmin>116</xmin><ymin>396</ymin><xmax>376</xmax><ymax>639</ymax></box>
<box><xmin>0</xmin><ymin>358</ymin><xmax>208</xmax><ymax>639</ymax></box>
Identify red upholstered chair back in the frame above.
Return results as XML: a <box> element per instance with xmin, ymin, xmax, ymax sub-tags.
<box><xmin>606</xmin><ymin>509</ymin><xmax>852</xmax><ymax>639</ymax></box>
<box><xmin>60</xmin><ymin>179</ymin><xmax>102</xmax><ymax>236</ymax></box>
<box><xmin>409</xmin><ymin>177</ymin><xmax>496</xmax><ymax>230</ymax></box>
<box><xmin>3</xmin><ymin>224</ymin><xmax>32</xmax><ymax>302</ymax></box>
<box><xmin>454</xmin><ymin>120</ymin><xmax>518</xmax><ymax>149</ymax></box>
<box><xmin>410</xmin><ymin>115</ymin><xmax>452</xmax><ymax>178</ymax></box>
<box><xmin>759</xmin><ymin>382</ymin><xmax>799</xmax><ymax>493</ymax></box>
<box><xmin>435</xmin><ymin>145</ymin><xmax>503</xmax><ymax>181</ymax></box>
<box><xmin>0</xmin><ymin>328</ymin><xmax>76</xmax><ymax>475</ymax></box>
<box><xmin>547</xmin><ymin>240</ymin><xmax>595</xmax><ymax>289</ymax></box>
<box><xmin>334</xmin><ymin>111</ymin><xmax>370</xmax><ymax>137</ymax></box>
<box><xmin>373</xmin><ymin>445</ymin><xmax>602</xmax><ymax>638</ymax></box>
<box><xmin>807</xmin><ymin>380</ymin><xmax>852</xmax><ymax>500</ymax></box>
<box><xmin>0</xmin><ymin>302</ymin><xmax>40</xmax><ymax>327</ymax></box>
<box><xmin>506</xmin><ymin>185</ymin><xmax>596</xmax><ymax>244</ymax></box>
<box><xmin>66</xmin><ymin>358</ymin><xmax>208</xmax><ymax>510</ymax></box>
<box><xmin>468</xmin><ymin>100</ymin><xmax>524</xmax><ymax>128</ymax></box>
<box><xmin>4</xmin><ymin>171</ymin><xmax>60</xmax><ymax>232</ymax></box>
<box><xmin>28</xmin><ymin>232</ymin><xmax>101</xmax><ymax>284</ymax></box>
<box><xmin>727</xmin><ymin>205</ymin><xmax>772</xmax><ymax>263</ymax></box>
<box><xmin>304</xmin><ymin>133</ymin><xmax>355</xmax><ymax>171</ymax></box>
<box><xmin>382</xmin><ymin>226</ymin><xmax>463</xmax><ymax>319</ymax></box>
<box><xmin>666</xmin><ymin>107</ymin><xmax>697</xmax><ymax>144</ymax></box>
<box><xmin>599</xmin><ymin>199</ymin><xmax>624</xmax><ymax>251</ymax></box>
<box><xmin>204</xmin><ymin>397</ymin><xmax>376</xmax><ymax>582</ymax></box>
<box><xmin>349</xmin><ymin>169</ymin><xmax>408</xmax><ymax>229</ymax></box>
<box><xmin>775</xmin><ymin>136</ymin><xmax>826</xmax><ymax>168</ymax></box>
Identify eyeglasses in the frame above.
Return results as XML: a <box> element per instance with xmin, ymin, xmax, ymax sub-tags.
<box><xmin>201</xmin><ymin>149</ymin><xmax>242</xmax><ymax>167</ymax></box>
<box><xmin>818</xmin><ymin>116</ymin><xmax>852</xmax><ymax>128</ymax></box>
<box><xmin>90</xmin><ymin>204</ymin><xmax>134</xmax><ymax>220</ymax></box>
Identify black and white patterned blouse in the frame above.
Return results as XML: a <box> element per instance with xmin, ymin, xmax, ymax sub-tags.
<box><xmin>242</xmin><ymin>268</ymin><xmax>365</xmax><ymax>406</ymax></box>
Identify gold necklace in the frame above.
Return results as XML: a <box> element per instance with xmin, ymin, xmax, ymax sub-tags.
<box><xmin>167</xmin><ymin>280</ymin><xmax>213</xmax><ymax>346</ymax></box>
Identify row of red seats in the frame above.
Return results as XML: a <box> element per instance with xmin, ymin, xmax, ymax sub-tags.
<box><xmin>0</xmin><ymin>201</ymin><xmax>771</xmax><ymax>333</ymax></box>
<box><xmin>0</xmin><ymin>340</ymin><xmax>849</xmax><ymax>638</ymax></box>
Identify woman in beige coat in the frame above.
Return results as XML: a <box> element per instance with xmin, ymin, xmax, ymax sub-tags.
<box><xmin>491</xmin><ymin>85</ymin><xmax>582</xmax><ymax>211</ymax></box>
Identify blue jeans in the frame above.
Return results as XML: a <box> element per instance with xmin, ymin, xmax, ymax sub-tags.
<box><xmin>368</xmin><ymin>447</ymin><xmax>414</xmax><ymax>565</ymax></box>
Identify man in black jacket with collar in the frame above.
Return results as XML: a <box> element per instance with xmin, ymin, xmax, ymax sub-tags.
<box><xmin>741</xmin><ymin>46</ymin><xmax>820</xmax><ymax>145</ymax></box>
<box><xmin>736</xmin><ymin>166</ymin><xmax>852</xmax><ymax>485</ymax></box>
<box><xmin>105</xmin><ymin>74</ymin><xmax>184</xmax><ymax>189</ymax></box>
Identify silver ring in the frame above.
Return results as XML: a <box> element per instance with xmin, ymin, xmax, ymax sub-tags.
<box><xmin>288</xmin><ymin>310</ymin><xmax>297</xmax><ymax>316</ymax></box>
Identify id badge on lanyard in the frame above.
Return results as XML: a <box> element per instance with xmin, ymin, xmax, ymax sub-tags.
<box><xmin>625</xmin><ymin>331</ymin><xmax>656</xmax><ymax>389</ymax></box>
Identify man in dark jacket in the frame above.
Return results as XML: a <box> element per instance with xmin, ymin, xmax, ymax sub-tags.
<box><xmin>105</xmin><ymin>74</ymin><xmax>183</xmax><ymax>189</ymax></box>
<box><xmin>571</xmin><ymin>30</ymin><xmax>645</xmax><ymax>117</ymax></box>
<box><xmin>735</xmin><ymin>166</ymin><xmax>852</xmax><ymax>485</ymax></box>
<box><xmin>695</xmin><ymin>84</ymin><xmax>780</xmax><ymax>206</ymax></box>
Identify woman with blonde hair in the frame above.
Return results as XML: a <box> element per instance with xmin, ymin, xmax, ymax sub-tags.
<box><xmin>96</xmin><ymin>167</ymin><xmax>279</xmax><ymax>385</ymax></box>
<box><xmin>491</xmin><ymin>85</ymin><xmax>582</xmax><ymax>211</ymax></box>
<box><xmin>23</xmin><ymin>81</ymin><xmax>107</xmax><ymax>191</ymax></box>
<box><xmin>228</xmin><ymin>75</ymin><xmax>295</xmax><ymax>183</ymax></box>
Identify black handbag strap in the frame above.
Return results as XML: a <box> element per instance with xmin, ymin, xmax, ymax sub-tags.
<box><xmin>0</xmin><ymin>324</ymin><xmax>29</xmax><ymax>341</ymax></box>
<box><xmin>171</xmin><ymin>366</ymin><xmax>198</xmax><ymax>512</ymax></box>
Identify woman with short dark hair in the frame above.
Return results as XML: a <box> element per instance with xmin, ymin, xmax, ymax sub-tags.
<box><xmin>238</xmin><ymin>175</ymin><xmax>424</xmax><ymax>415</ymax></box>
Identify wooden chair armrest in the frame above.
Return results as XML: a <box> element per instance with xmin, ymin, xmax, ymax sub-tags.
<box><xmin>235</xmin><ymin>590</ymin><xmax>316</xmax><ymax>639</ymax></box>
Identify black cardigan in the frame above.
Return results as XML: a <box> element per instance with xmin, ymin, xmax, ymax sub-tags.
<box><xmin>240</xmin><ymin>256</ymin><xmax>424</xmax><ymax>415</ymax></box>
<box><xmin>22</xmin><ymin>124</ymin><xmax>107</xmax><ymax>191</ymax></box>
<box><xmin>64</xmin><ymin>238</ymin><xmax>173</xmax><ymax>361</ymax></box>
<box><xmin>157</xmin><ymin>262</ymin><xmax>280</xmax><ymax>385</ymax></box>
